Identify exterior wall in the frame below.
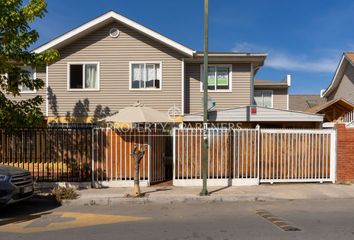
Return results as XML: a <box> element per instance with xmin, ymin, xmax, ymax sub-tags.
<box><xmin>327</xmin><ymin>65</ymin><xmax>354</xmax><ymax>104</ymax></box>
<box><xmin>47</xmin><ymin>20</ymin><xmax>184</xmax><ymax>121</ymax></box>
<box><xmin>273</xmin><ymin>88</ymin><xmax>288</xmax><ymax>109</ymax></box>
<box><xmin>184</xmin><ymin>63</ymin><xmax>252</xmax><ymax>114</ymax></box>
<box><xmin>4</xmin><ymin>67</ymin><xmax>47</xmax><ymax>114</ymax></box>
<box><xmin>254</xmin><ymin>87</ymin><xmax>288</xmax><ymax>110</ymax></box>
<box><xmin>336</xmin><ymin>124</ymin><xmax>354</xmax><ymax>182</ymax></box>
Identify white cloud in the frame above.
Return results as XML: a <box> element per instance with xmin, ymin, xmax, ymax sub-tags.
<box><xmin>232</xmin><ymin>42</ymin><xmax>338</xmax><ymax>73</ymax></box>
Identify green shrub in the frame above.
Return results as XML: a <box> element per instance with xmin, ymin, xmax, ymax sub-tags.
<box><xmin>51</xmin><ymin>187</ymin><xmax>79</xmax><ymax>203</ymax></box>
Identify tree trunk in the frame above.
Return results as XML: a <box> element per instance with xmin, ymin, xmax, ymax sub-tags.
<box><xmin>131</xmin><ymin>144</ymin><xmax>146</xmax><ymax>198</ymax></box>
<box><xmin>133</xmin><ymin>158</ymin><xmax>141</xmax><ymax>197</ymax></box>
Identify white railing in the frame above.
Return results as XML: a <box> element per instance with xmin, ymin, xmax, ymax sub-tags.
<box><xmin>343</xmin><ymin>110</ymin><xmax>354</xmax><ymax>123</ymax></box>
<box><xmin>173</xmin><ymin>128</ymin><xmax>336</xmax><ymax>186</ymax></box>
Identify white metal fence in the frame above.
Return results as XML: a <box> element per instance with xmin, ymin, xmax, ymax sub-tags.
<box><xmin>343</xmin><ymin>110</ymin><xmax>354</xmax><ymax>123</ymax></box>
<box><xmin>173</xmin><ymin>128</ymin><xmax>336</xmax><ymax>186</ymax></box>
<box><xmin>259</xmin><ymin>129</ymin><xmax>336</xmax><ymax>183</ymax></box>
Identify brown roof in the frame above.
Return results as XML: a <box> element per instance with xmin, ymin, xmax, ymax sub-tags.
<box><xmin>254</xmin><ymin>80</ymin><xmax>288</xmax><ymax>86</ymax></box>
<box><xmin>304</xmin><ymin>98</ymin><xmax>354</xmax><ymax>122</ymax></box>
<box><xmin>305</xmin><ymin>98</ymin><xmax>354</xmax><ymax>114</ymax></box>
<box><xmin>345</xmin><ymin>52</ymin><xmax>354</xmax><ymax>63</ymax></box>
<box><xmin>289</xmin><ymin>95</ymin><xmax>326</xmax><ymax>112</ymax></box>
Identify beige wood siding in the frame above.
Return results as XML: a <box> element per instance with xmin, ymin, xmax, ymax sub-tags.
<box><xmin>4</xmin><ymin>68</ymin><xmax>46</xmax><ymax>114</ymax></box>
<box><xmin>273</xmin><ymin>89</ymin><xmax>288</xmax><ymax>109</ymax></box>
<box><xmin>184</xmin><ymin>63</ymin><xmax>252</xmax><ymax>114</ymax></box>
<box><xmin>327</xmin><ymin>65</ymin><xmax>354</xmax><ymax>104</ymax></box>
<box><xmin>254</xmin><ymin>87</ymin><xmax>288</xmax><ymax>110</ymax></box>
<box><xmin>47</xmin><ymin>21</ymin><xmax>184</xmax><ymax>119</ymax></box>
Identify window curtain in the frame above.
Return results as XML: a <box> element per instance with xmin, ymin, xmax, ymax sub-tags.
<box><xmin>263</xmin><ymin>91</ymin><xmax>272</xmax><ymax>107</ymax></box>
<box><xmin>254</xmin><ymin>91</ymin><xmax>272</xmax><ymax>108</ymax></box>
<box><xmin>254</xmin><ymin>91</ymin><xmax>263</xmax><ymax>106</ymax></box>
<box><xmin>20</xmin><ymin>66</ymin><xmax>34</xmax><ymax>92</ymax></box>
<box><xmin>146</xmin><ymin>64</ymin><xmax>155</xmax><ymax>88</ymax></box>
<box><xmin>85</xmin><ymin>64</ymin><xmax>97</xmax><ymax>89</ymax></box>
<box><xmin>155</xmin><ymin>64</ymin><xmax>161</xmax><ymax>88</ymax></box>
<box><xmin>132</xmin><ymin>64</ymin><xmax>144</xmax><ymax>88</ymax></box>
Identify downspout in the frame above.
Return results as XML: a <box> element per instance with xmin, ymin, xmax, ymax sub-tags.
<box><xmin>181</xmin><ymin>58</ymin><xmax>185</xmax><ymax>116</ymax></box>
<box><xmin>45</xmin><ymin>63</ymin><xmax>49</xmax><ymax>118</ymax></box>
<box><xmin>250</xmin><ymin>63</ymin><xmax>254</xmax><ymax>105</ymax></box>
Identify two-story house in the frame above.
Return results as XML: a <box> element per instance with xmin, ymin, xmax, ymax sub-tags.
<box><xmin>15</xmin><ymin>11</ymin><xmax>323</xmax><ymax>128</ymax></box>
<box><xmin>323</xmin><ymin>52</ymin><xmax>354</xmax><ymax>104</ymax></box>
<box><xmin>302</xmin><ymin>52</ymin><xmax>354</xmax><ymax>123</ymax></box>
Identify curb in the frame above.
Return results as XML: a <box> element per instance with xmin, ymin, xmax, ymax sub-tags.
<box><xmin>61</xmin><ymin>194</ymin><xmax>354</xmax><ymax>206</ymax></box>
<box><xmin>62</xmin><ymin>195</ymin><xmax>277</xmax><ymax>206</ymax></box>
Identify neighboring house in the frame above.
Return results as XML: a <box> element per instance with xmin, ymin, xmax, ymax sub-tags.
<box><xmin>305</xmin><ymin>98</ymin><xmax>354</xmax><ymax>122</ymax></box>
<box><xmin>289</xmin><ymin>94</ymin><xmax>326</xmax><ymax>112</ymax></box>
<box><xmin>254</xmin><ymin>76</ymin><xmax>291</xmax><ymax>110</ymax></box>
<box><xmin>322</xmin><ymin>52</ymin><xmax>354</xmax><ymax>104</ymax></box>
<box><xmin>11</xmin><ymin>11</ymin><xmax>323</xmax><ymax>127</ymax></box>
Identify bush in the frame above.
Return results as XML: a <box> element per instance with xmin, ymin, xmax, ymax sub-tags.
<box><xmin>51</xmin><ymin>187</ymin><xmax>79</xmax><ymax>203</ymax></box>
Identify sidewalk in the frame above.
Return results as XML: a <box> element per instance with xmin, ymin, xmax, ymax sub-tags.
<box><xmin>63</xmin><ymin>183</ymin><xmax>354</xmax><ymax>206</ymax></box>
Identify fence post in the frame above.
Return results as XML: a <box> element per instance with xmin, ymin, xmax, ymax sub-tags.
<box><xmin>148</xmin><ymin>132</ymin><xmax>151</xmax><ymax>186</ymax></box>
<box><xmin>172</xmin><ymin>128</ymin><xmax>176</xmax><ymax>185</ymax></box>
<box><xmin>91</xmin><ymin>128</ymin><xmax>95</xmax><ymax>188</ymax></box>
<box><xmin>256</xmin><ymin>125</ymin><xmax>260</xmax><ymax>184</ymax></box>
<box><xmin>330</xmin><ymin>129</ymin><xmax>337</xmax><ymax>183</ymax></box>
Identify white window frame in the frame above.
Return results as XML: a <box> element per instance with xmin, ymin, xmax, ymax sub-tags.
<box><xmin>2</xmin><ymin>67</ymin><xmax>37</xmax><ymax>94</ymax></box>
<box><xmin>19</xmin><ymin>67</ymin><xmax>37</xmax><ymax>94</ymax></box>
<box><xmin>200</xmin><ymin>64</ymin><xmax>232</xmax><ymax>92</ymax></box>
<box><xmin>129</xmin><ymin>61</ymin><xmax>162</xmax><ymax>91</ymax></box>
<box><xmin>254</xmin><ymin>90</ymin><xmax>273</xmax><ymax>108</ymax></box>
<box><xmin>67</xmin><ymin>62</ymin><xmax>100</xmax><ymax>91</ymax></box>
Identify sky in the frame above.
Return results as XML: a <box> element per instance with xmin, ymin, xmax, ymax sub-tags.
<box><xmin>31</xmin><ymin>0</ymin><xmax>354</xmax><ymax>94</ymax></box>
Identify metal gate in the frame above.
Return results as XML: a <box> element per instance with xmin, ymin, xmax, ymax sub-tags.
<box><xmin>259</xmin><ymin>129</ymin><xmax>336</xmax><ymax>183</ymax></box>
<box><xmin>91</xmin><ymin>128</ymin><xmax>166</xmax><ymax>187</ymax></box>
<box><xmin>173</xmin><ymin>127</ymin><xmax>336</xmax><ymax>186</ymax></box>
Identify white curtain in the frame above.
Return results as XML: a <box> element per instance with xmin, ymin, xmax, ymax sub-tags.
<box><xmin>21</xmin><ymin>67</ymin><xmax>35</xmax><ymax>92</ymax></box>
<box><xmin>85</xmin><ymin>64</ymin><xmax>97</xmax><ymax>89</ymax></box>
<box><xmin>146</xmin><ymin>64</ymin><xmax>155</xmax><ymax>88</ymax></box>
<box><xmin>263</xmin><ymin>91</ymin><xmax>272</xmax><ymax>108</ymax></box>
<box><xmin>132</xmin><ymin>64</ymin><xmax>144</xmax><ymax>88</ymax></box>
<box><xmin>254</xmin><ymin>90</ymin><xmax>272</xmax><ymax>108</ymax></box>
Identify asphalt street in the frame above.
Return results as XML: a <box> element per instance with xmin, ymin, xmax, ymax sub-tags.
<box><xmin>0</xmin><ymin>198</ymin><xmax>354</xmax><ymax>240</ymax></box>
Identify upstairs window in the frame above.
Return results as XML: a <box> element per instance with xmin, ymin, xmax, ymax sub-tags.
<box><xmin>130</xmin><ymin>62</ymin><xmax>161</xmax><ymax>90</ymax></box>
<box><xmin>4</xmin><ymin>67</ymin><xmax>36</xmax><ymax>93</ymax></box>
<box><xmin>201</xmin><ymin>65</ymin><xmax>232</xmax><ymax>91</ymax></box>
<box><xmin>19</xmin><ymin>66</ymin><xmax>36</xmax><ymax>93</ymax></box>
<box><xmin>254</xmin><ymin>90</ymin><xmax>273</xmax><ymax>108</ymax></box>
<box><xmin>68</xmin><ymin>63</ymin><xmax>99</xmax><ymax>90</ymax></box>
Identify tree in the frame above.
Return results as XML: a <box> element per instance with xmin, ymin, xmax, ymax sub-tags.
<box><xmin>0</xmin><ymin>0</ymin><xmax>59</xmax><ymax>129</ymax></box>
<box><xmin>130</xmin><ymin>144</ymin><xmax>147</xmax><ymax>197</ymax></box>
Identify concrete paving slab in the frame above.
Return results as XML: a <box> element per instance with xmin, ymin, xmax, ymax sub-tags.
<box><xmin>62</xmin><ymin>183</ymin><xmax>354</xmax><ymax>206</ymax></box>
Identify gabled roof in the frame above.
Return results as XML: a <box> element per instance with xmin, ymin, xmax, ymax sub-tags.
<box><xmin>33</xmin><ymin>11</ymin><xmax>195</xmax><ymax>56</ymax></box>
<box><xmin>289</xmin><ymin>94</ymin><xmax>326</xmax><ymax>111</ymax></box>
<box><xmin>305</xmin><ymin>98</ymin><xmax>354</xmax><ymax>122</ymax></box>
<box><xmin>323</xmin><ymin>52</ymin><xmax>354</xmax><ymax>97</ymax></box>
<box><xmin>305</xmin><ymin>98</ymin><xmax>354</xmax><ymax>114</ymax></box>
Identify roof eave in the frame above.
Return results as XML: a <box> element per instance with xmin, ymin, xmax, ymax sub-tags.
<box><xmin>323</xmin><ymin>53</ymin><xmax>354</xmax><ymax>97</ymax></box>
<box><xmin>32</xmin><ymin>11</ymin><xmax>196</xmax><ymax>57</ymax></box>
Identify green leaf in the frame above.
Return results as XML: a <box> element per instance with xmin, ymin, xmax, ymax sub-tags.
<box><xmin>0</xmin><ymin>0</ymin><xmax>59</xmax><ymax>130</ymax></box>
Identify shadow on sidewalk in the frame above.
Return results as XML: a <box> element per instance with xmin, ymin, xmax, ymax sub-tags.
<box><xmin>143</xmin><ymin>188</ymin><xmax>172</xmax><ymax>195</ymax></box>
<box><xmin>209</xmin><ymin>185</ymin><xmax>232</xmax><ymax>194</ymax></box>
<box><xmin>209</xmin><ymin>179</ymin><xmax>232</xmax><ymax>195</ymax></box>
